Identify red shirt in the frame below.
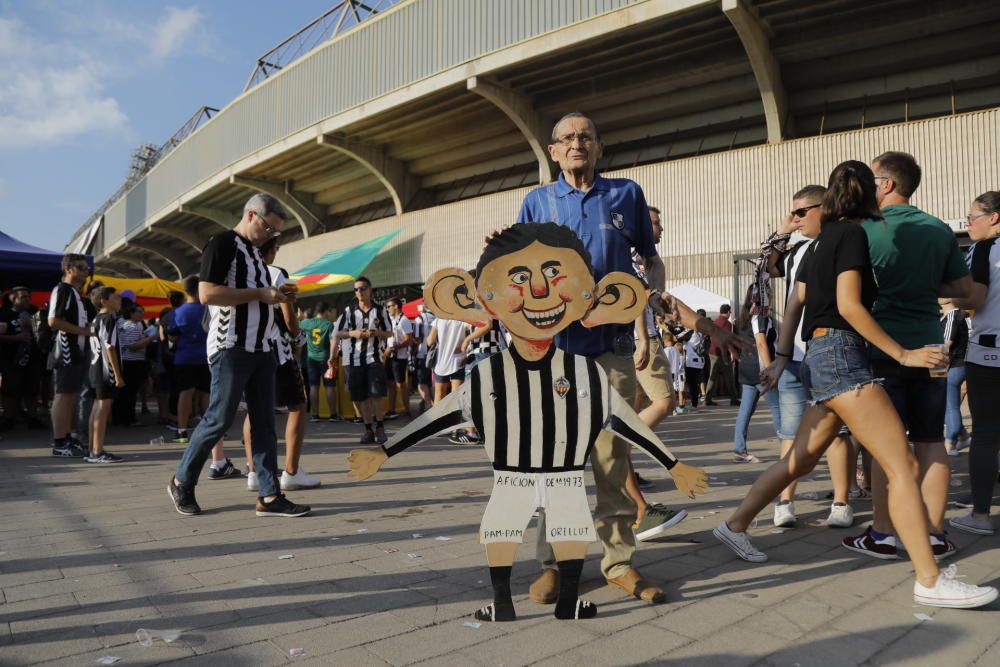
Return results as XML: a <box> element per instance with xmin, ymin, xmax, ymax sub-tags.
<box><xmin>708</xmin><ymin>315</ymin><xmax>732</xmax><ymax>356</ymax></box>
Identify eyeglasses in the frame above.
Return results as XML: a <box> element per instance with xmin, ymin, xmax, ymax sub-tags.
<box><xmin>554</xmin><ymin>133</ymin><xmax>597</xmax><ymax>147</ymax></box>
<box><xmin>966</xmin><ymin>212</ymin><xmax>991</xmax><ymax>223</ymax></box>
<box><xmin>791</xmin><ymin>204</ymin><xmax>821</xmax><ymax>218</ymax></box>
<box><xmin>253</xmin><ymin>211</ymin><xmax>281</xmax><ymax>237</ymax></box>
<box><xmin>353</xmin><ymin>286</ymin><xmax>369</xmax><ymax>292</ymax></box>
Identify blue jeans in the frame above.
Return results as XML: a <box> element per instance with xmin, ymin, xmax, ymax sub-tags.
<box><xmin>733</xmin><ymin>382</ymin><xmax>781</xmax><ymax>454</ymax></box>
<box><xmin>945</xmin><ymin>365</ymin><xmax>968</xmax><ymax>443</ymax></box>
<box><xmin>776</xmin><ymin>360</ymin><xmax>807</xmax><ymax>440</ymax></box>
<box><xmin>175</xmin><ymin>348</ymin><xmax>280</xmax><ymax>497</ymax></box>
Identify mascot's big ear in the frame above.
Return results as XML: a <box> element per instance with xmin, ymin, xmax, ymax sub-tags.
<box><xmin>580</xmin><ymin>271</ymin><xmax>646</xmax><ymax>328</ymax></box>
<box><xmin>423</xmin><ymin>268</ymin><xmax>492</xmax><ymax>325</ymax></box>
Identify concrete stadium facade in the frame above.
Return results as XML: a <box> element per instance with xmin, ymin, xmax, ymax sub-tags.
<box><xmin>67</xmin><ymin>0</ymin><xmax>1000</xmax><ymax>303</ymax></box>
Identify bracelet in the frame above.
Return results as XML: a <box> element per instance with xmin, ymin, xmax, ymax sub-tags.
<box><xmin>774</xmin><ymin>351</ymin><xmax>792</xmax><ymax>358</ymax></box>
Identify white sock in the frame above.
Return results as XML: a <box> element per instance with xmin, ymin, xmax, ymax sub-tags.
<box><xmin>210</xmin><ymin>459</ymin><xmax>228</xmax><ymax>471</ymax></box>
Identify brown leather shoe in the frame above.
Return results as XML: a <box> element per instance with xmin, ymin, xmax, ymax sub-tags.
<box><xmin>606</xmin><ymin>568</ymin><xmax>666</xmax><ymax>604</ymax></box>
<box><xmin>529</xmin><ymin>568</ymin><xmax>559</xmax><ymax>604</ymax></box>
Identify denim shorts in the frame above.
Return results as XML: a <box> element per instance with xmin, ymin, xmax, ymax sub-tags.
<box><xmin>802</xmin><ymin>329</ymin><xmax>878</xmax><ymax>405</ymax></box>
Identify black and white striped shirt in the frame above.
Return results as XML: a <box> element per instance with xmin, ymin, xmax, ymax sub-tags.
<box><xmin>267</xmin><ymin>266</ymin><xmax>297</xmax><ymax>366</ymax></box>
<box><xmin>383</xmin><ymin>345</ymin><xmax>679</xmax><ymax>473</ymax></box>
<box><xmin>466</xmin><ymin>320</ymin><xmax>508</xmax><ymax>362</ymax></box>
<box><xmin>48</xmin><ymin>282</ymin><xmax>88</xmax><ymax>366</ymax></box>
<box><xmin>200</xmin><ymin>231</ymin><xmax>276</xmax><ymax>357</ymax></box>
<box><xmin>340</xmin><ymin>302</ymin><xmax>392</xmax><ymax>367</ymax></box>
<box><xmin>89</xmin><ymin>312</ymin><xmax>120</xmax><ymax>386</ymax></box>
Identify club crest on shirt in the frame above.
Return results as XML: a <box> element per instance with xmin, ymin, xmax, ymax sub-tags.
<box><xmin>610</xmin><ymin>212</ymin><xmax>625</xmax><ymax>229</ymax></box>
<box><xmin>553</xmin><ymin>376</ymin><xmax>571</xmax><ymax>398</ymax></box>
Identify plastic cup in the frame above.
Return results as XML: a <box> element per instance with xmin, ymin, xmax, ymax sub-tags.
<box><xmin>924</xmin><ymin>344</ymin><xmax>949</xmax><ymax>378</ymax></box>
<box><xmin>135</xmin><ymin>628</ymin><xmax>181</xmax><ymax>646</ymax></box>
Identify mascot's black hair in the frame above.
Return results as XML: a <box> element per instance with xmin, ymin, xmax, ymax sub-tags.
<box><xmin>475</xmin><ymin>222</ymin><xmax>594</xmax><ymax>284</ymax></box>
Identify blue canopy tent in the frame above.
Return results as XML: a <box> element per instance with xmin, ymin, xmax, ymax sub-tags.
<box><xmin>0</xmin><ymin>230</ymin><xmax>92</xmax><ymax>292</ymax></box>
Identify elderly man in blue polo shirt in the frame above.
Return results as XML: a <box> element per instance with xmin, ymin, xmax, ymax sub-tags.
<box><xmin>519</xmin><ymin>111</ymin><xmax>745</xmax><ymax>605</ymax></box>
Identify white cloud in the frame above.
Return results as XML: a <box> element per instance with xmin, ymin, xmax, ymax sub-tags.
<box><xmin>151</xmin><ymin>6</ymin><xmax>203</xmax><ymax>60</ymax></box>
<box><xmin>0</xmin><ymin>16</ymin><xmax>129</xmax><ymax>150</ymax></box>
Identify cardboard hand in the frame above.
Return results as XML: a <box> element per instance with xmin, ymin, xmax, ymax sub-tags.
<box><xmin>668</xmin><ymin>461</ymin><xmax>709</xmax><ymax>499</ymax></box>
<box><xmin>347</xmin><ymin>448</ymin><xmax>389</xmax><ymax>481</ymax></box>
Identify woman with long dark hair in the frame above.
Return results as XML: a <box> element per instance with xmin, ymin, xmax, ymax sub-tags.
<box><xmin>949</xmin><ymin>191</ymin><xmax>1000</xmax><ymax>536</ymax></box>
<box><xmin>713</xmin><ymin>161</ymin><xmax>996</xmax><ymax>608</ymax></box>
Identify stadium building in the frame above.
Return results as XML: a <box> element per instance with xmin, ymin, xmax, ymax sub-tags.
<box><xmin>66</xmin><ymin>0</ymin><xmax>1000</xmax><ymax>306</ymax></box>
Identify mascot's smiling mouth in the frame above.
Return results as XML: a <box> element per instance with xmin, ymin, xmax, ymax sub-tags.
<box><xmin>521</xmin><ymin>301</ymin><xmax>567</xmax><ymax>329</ymax></box>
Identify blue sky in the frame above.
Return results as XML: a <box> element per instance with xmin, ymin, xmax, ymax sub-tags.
<box><xmin>0</xmin><ymin>0</ymin><xmax>339</xmax><ymax>252</ymax></box>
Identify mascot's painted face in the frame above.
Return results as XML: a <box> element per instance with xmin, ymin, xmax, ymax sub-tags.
<box><xmin>422</xmin><ymin>223</ymin><xmax>645</xmax><ymax>344</ymax></box>
<box><xmin>476</xmin><ymin>241</ymin><xmax>595</xmax><ymax>340</ymax></box>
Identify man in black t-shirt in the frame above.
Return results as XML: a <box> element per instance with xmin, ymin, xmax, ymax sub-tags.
<box><xmin>0</xmin><ymin>287</ymin><xmax>44</xmax><ymax>431</ymax></box>
<box><xmin>168</xmin><ymin>193</ymin><xmax>310</xmax><ymax>518</ymax></box>
<box><xmin>48</xmin><ymin>254</ymin><xmax>92</xmax><ymax>457</ymax></box>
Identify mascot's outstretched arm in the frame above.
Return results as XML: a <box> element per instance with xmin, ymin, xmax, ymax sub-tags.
<box><xmin>605</xmin><ymin>388</ymin><xmax>709</xmax><ymax>499</ymax></box>
<box><xmin>347</xmin><ymin>384</ymin><xmax>473</xmax><ymax>480</ymax></box>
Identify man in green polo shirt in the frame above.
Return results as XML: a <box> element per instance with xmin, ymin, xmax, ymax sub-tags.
<box><xmin>299</xmin><ymin>303</ymin><xmax>340</xmax><ymax>422</ymax></box>
<box><xmin>842</xmin><ymin>151</ymin><xmax>971</xmax><ymax>562</ymax></box>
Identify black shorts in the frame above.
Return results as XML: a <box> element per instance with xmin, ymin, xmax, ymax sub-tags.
<box><xmin>347</xmin><ymin>362</ymin><xmax>387</xmax><ymax>402</ymax></box>
<box><xmin>276</xmin><ymin>361</ymin><xmax>306</xmax><ymax>408</ymax></box>
<box><xmin>175</xmin><ymin>364</ymin><xmax>211</xmax><ymax>393</ymax></box>
<box><xmin>386</xmin><ymin>357</ymin><xmax>408</xmax><ymax>383</ymax></box>
<box><xmin>305</xmin><ymin>358</ymin><xmax>335</xmax><ymax>387</ymax></box>
<box><xmin>414</xmin><ymin>357</ymin><xmax>432</xmax><ymax>385</ymax></box>
<box><xmin>53</xmin><ymin>362</ymin><xmax>86</xmax><ymax>395</ymax></box>
<box><xmin>871</xmin><ymin>358</ymin><xmax>946</xmax><ymax>442</ymax></box>
<box><xmin>93</xmin><ymin>381</ymin><xmax>118</xmax><ymax>401</ymax></box>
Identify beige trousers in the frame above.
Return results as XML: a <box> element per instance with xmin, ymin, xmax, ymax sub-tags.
<box><xmin>535</xmin><ymin>351</ymin><xmax>638</xmax><ymax>579</ymax></box>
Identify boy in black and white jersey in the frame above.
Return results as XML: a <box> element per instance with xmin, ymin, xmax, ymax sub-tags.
<box><xmin>86</xmin><ymin>286</ymin><xmax>125</xmax><ymax>463</ymax></box>
<box><xmin>48</xmin><ymin>253</ymin><xmax>92</xmax><ymax>457</ymax></box>
<box><xmin>243</xmin><ymin>237</ymin><xmax>320</xmax><ymax>491</ymax></box>
<box><xmin>335</xmin><ymin>277</ymin><xmax>393</xmax><ymax>444</ymax></box>
<box><xmin>410</xmin><ymin>306</ymin><xmax>435</xmax><ymax>412</ymax></box>
<box><xmin>349</xmin><ymin>223</ymin><xmax>707</xmax><ymax>623</ymax></box>
<box><xmin>168</xmin><ymin>193</ymin><xmax>310</xmax><ymax>519</ymax></box>
<box><xmin>383</xmin><ymin>298</ymin><xmax>414</xmax><ymax>419</ymax></box>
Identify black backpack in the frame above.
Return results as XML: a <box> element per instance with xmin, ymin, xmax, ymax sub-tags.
<box><xmin>32</xmin><ymin>308</ymin><xmax>54</xmax><ymax>358</ymax></box>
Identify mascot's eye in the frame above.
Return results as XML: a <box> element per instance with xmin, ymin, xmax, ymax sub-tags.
<box><xmin>542</xmin><ymin>266</ymin><xmax>560</xmax><ymax>279</ymax></box>
<box><xmin>511</xmin><ymin>273</ymin><xmax>528</xmax><ymax>285</ymax></box>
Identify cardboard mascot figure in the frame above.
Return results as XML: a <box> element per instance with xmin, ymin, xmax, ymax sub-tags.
<box><xmin>348</xmin><ymin>222</ymin><xmax>708</xmax><ymax>622</ymax></box>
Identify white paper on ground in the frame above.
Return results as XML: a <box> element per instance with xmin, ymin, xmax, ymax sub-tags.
<box><xmin>435</xmin><ymin>536</ymin><xmax>451</xmax><ymax>541</ymax></box>
<box><xmin>279</xmin><ymin>554</ymin><xmax>295</xmax><ymax>560</ymax></box>
<box><xmin>464</xmin><ymin>621</ymin><xmax>481</xmax><ymax>629</ymax></box>
<box><xmin>914</xmin><ymin>613</ymin><xmax>933</xmax><ymax>622</ymax></box>
<box><xmin>96</xmin><ymin>657</ymin><xmax>121</xmax><ymax>665</ymax></box>
<box><xmin>290</xmin><ymin>648</ymin><xmax>306</xmax><ymax>656</ymax></box>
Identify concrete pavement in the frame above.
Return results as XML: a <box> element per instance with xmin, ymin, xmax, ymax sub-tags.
<box><xmin>1</xmin><ymin>405</ymin><xmax>997</xmax><ymax>666</ymax></box>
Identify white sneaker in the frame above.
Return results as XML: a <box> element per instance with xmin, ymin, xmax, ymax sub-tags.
<box><xmin>826</xmin><ymin>503</ymin><xmax>854</xmax><ymax>528</ymax></box>
<box><xmin>913</xmin><ymin>564</ymin><xmax>998</xmax><ymax>609</ymax></box>
<box><xmin>281</xmin><ymin>468</ymin><xmax>321</xmax><ymax>491</ymax></box>
<box><xmin>713</xmin><ymin>521</ymin><xmax>768</xmax><ymax>563</ymax></box>
<box><xmin>247</xmin><ymin>471</ymin><xmax>258</xmax><ymax>492</ymax></box>
<box><xmin>773</xmin><ymin>502</ymin><xmax>797</xmax><ymax>528</ymax></box>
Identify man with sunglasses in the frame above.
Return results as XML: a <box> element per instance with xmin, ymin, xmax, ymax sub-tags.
<box><xmin>168</xmin><ymin>193</ymin><xmax>310</xmax><ymax>518</ymax></box>
<box><xmin>48</xmin><ymin>254</ymin><xmax>92</xmax><ymax>457</ymax></box>
<box><xmin>762</xmin><ymin>185</ymin><xmax>855</xmax><ymax>529</ymax></box>
<box><xmin>336</xmin><ymin>276</ymin><xmax>393</xmax><ymax>444</ymax></box>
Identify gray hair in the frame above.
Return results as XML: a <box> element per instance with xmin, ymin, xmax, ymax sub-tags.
<box><xmin>550</xmin><ymin>112</ymin><xmax>601</xmax><ymax>142</ymax></box>
<box><xmin>243</xmin><ymin>192</ymin><xmax>288</xmax><ymax>221</ymax></box>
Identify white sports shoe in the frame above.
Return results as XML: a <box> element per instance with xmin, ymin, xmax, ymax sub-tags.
<box><xmin>713</xmin><ymin>521</ymin><xmax>768</xmax><ymax>563</ymax></box>
<box><xmin>826</xmin><ymin>503</ymin><xmax>854</xmax><ymax>528</ymax></box>
<box><xmin>773</xmin><ymin>501</ymin><xmax>797</xmax><ymax>528</ymax></box>
<box><xmin>913</xmin><ymin>564</ymin><xmax>998</xmax><ymax>609</ymax></box>
<box><xmin>281</xmin><ymin>468</ymin><xmax>321</xmax><ymax>491</ymax></box>
<box><xmin>247</xmin><ymin>471</ymin><xmax>258</xmax><ymax>492</ymax></box>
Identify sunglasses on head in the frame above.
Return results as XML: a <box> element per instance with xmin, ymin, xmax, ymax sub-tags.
<box><xmin>791</xmin><ymin>204</ymin><xmax>821</xmax><ymax>218</ymax></box>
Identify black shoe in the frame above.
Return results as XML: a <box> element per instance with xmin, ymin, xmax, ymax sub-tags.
<box><xmin>256</xmin><ymin>493</ymin><xmax>310</xmax><ymax>517</ymax></box>
<box><xmin>352</xmin><ymin>417</ymin><xmax>364</xmax><ymax>424</ymax></box>
<box><xmin>954</xmin><ymin>496</ymin><xmax>973</xmax><ymax>509</ymax></box>
<box><xmin>360</xmin><ymin>429</ymin><xmax>375</xmax><ymax>445</ymax></box>
<box><xmin>167</xmin><ymin>477</ymin><xmax>201</xmax><ymax>516</ymax></box>
<box><xmin>327</xmin><ymin>415</ymin><xmax>344</xmax><ymax>422</ymax></box>
<box><xmin>634</xmin><ymin>472</ymin><xmax>653</xmax><ymax>489</ymax></box>
<box><xmin>85</xmin><ymin>451</ymin><xmax>124</xmax><ymax>463</ymax></box>
<box><xmin>310</xmin><ymin>415</ymin><xmax>322</xmax><ymax>423</ymax></box>
<box><xmin>385</xmin><ymin>411</ymin><xmax>399</xmax><ymax>420</ymax></box>
<box><xmin>52</xmin><ymin>441</ymin><xmax>79</xmax><ymax>457</ymax></box>
<box><xmin>375</xmin><ymin>427</ymin><xmax>388</xmax><ymax>445</ymax></box>
<box><xmin>208</xmin><ymin>459</ymin><xmax>242</xmax><ymax>480</ymax></box>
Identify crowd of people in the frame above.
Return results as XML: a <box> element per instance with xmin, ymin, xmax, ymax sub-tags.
<box><xmin>2</xmin><ymin>110</ymin><xmax>998</xmax><ymax>615</ymax></box>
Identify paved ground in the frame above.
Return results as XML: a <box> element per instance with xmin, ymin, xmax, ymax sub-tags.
<box><xmin>1</xmin><ymin>405</ymin><xmax>998</xmax><ymax>666</ymax></box>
